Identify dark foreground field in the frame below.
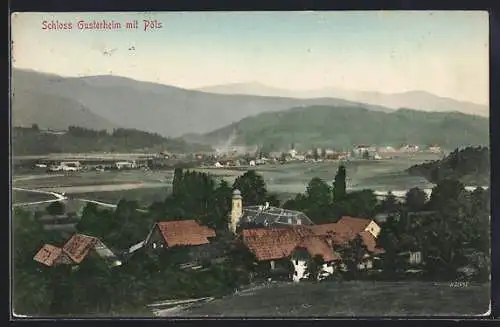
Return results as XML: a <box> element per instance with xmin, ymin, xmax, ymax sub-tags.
<box><xmin>12</xmin><ymin>189</ymin><xmax>56</xmax><ymax>204</ymax></box>
<box><xmin>171</xmin><ymin>281</ymin><xmax>490</xmax><ymax>317</ymax></box>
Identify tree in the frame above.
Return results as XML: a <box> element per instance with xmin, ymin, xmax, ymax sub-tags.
<box><xmin>404</xmin><ymin>187</ymin><xmax>428</xmax><ymax>212</ymax></box>
<box><xmin>335</xmin><ymin>235</ymin><xmax>369</xmax><ymax>279</ymax></box>
<box><xmin>283</xmin><ymin>193</ymin><xmax>307</xmax><ymax>211</ymax></box>
<box><xmin>31</xmin><ymin>123</ymin><xmax>39</xmax><ymax>131</ymax></box>
<box><xmin>232</xmin><ymin>170</ymin><xmax>268</xmax><ymax>206</ymax></box>
<box><xmin>304</xmin><ymin>177</ymin><xmax>332</xmax><ymax>223</ymax></box>
<box><xmin>332</xmin><ymin>164</ymin><xmax>347</xmax><ymax>202</ymax></box>
<box><xmin>209</xmin><ymin>180</ymin><xmax>233</xmax><ymax>231</ymax></box>
<box><xmin>377</xmin><ymin>191</ymin><xmax>399</xmax><ymax>214</ymax></box>
<box><xmin>304</xmin><ymin>255</ymin><xmax>325</xmax><ymax>282</ymax></box>
<box><xmin>46</xmin><ymin>201</ymin><xmax>65</xmax><ymax>215</ymax></box>
<box><xmin>306</xmin><ymin>177</ymin><xmax>331</xmax><ymax>206</ymax></box>
<box><xmin>428</xmin><ymin>179</ymin><xmax>465</xmax><ymax>210</ymax></box>
<box><xmin>172</xmin><ymin>167</ymin><xmax>184</xmax><ymax>196</ymax></box>
<box><xmin>342</xmin><ymin>189</ymin><xmax>378</xmax><ymax>218</ymax></box>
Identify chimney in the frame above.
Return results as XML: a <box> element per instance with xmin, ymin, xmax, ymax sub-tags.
<box><xmin>229</xmin><ymin>189</ymin><xmax>243</xmax><ymax>234</ymax></box>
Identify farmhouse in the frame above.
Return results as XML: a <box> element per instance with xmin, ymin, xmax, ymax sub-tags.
<box><xmin>143</xmin><ymin>220</ymin><xmax>216</xmax><ymax>250</ymax></box>
<box><xmin>242</xmin><ymin>227</ymin><xmax>339</xmax><ymax>281</ymax></box>
<box><xmin>241</xmin><ymin>217</ymin><xmax>384</xmax><ymax>282</ymax></box>
<box><xmin>230</xmin><ymin>188</ymin><xmax>384</xmax><ymax>281</ymax></box>
<box><xmin>33</xmin><ymin>233</ymin><xmax>121</xmax><ymax>268</ymax></box>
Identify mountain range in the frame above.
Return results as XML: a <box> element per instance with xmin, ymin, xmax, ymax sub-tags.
<box><xmin>12</xmin><ymin>69</ymin><xmax>393</xmax><ymax>137</ymax></box>
<box><xmin>11</xmin><ymin>69</ymin><xmax>489</xmax><ymax>151</ymax></box>
<box><xmin>197</xmin><ymin>82</ymin><xmax>489</xmax><ymax>117</ymax></box>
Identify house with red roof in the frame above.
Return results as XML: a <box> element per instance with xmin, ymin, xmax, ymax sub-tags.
<box><xmin>240</xmin><ymin>216</ymin><xmax>384</xmax><ymax>281</ymax></box>
<box><xmin>242</xmin><ymin>227</ymin><xmax>339</xmax><ymax>281</ymax></box>
<box><xmin>143</xmin><ymin>220</ymin><xmax>216</xmax><ymax>250</ymax></box>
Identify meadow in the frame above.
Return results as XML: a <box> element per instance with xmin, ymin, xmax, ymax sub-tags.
<box><xmin>11</xmin><ymin>189</ymin><xmax>56</xmax><ymax>204</ymax></box>
<box><xmin>173</xmin><ymin>281</ymin><xmax>490</xmax><ymax>317</ymax></box>
<box><xmin>11</xmin><ymin>153</ymin><xmax>440</xmax><ymax>206</ymax></box>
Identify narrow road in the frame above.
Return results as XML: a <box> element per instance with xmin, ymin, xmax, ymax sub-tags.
<box><xmin>12</xmin><ymin>187</ymin><xmax>67</xmax><ymax>207</ymax></box>
<box><xmin>12</xmin><ymin>187</ymin><xmax>148</xmax><ymax>213</ymax></box>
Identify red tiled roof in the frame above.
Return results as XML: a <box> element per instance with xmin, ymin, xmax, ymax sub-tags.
<box><xmin>155</xmin><ymin>220</ymin><xmax>216</xmax><ymax>247</ymax></box>
<box><xmin>243</xmin><ymin>228</ymin><xmax>339</xmax><ymax>262</ymax></box>
<box><xmin>296</xmin><ymin>236</ymin><xmax>340</xmax><ymax>262</ymax></box>
<box><xmin>337</xmin><ymin>216</ymin><xmax>372</xmax><ymax>234</ymax></box>
<box><xmin>62</xmin><ymin>234</ymin><xmax>97</xmax><ymax>263</ymax></box>
<box><xmin>359</xmin><ymin>231</ymin><xmax>384</xmax><ymax>254</ymax></box>
<box><xmin>242</xmin><ymin>228</ymin><xmax>303</xmax><ymax>261</ymax></box>
<box><xmin>241</xmin><ymin>217</ymin><xmax>382</xmax><ymax>262</ymax></box>
<box><xmin>33</xmin><ymin>244</ymin><xmax>64</xmax><ymax>267</ymax></box>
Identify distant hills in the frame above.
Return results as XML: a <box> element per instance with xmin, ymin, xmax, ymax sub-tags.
<box><xmin>197</xmin><ymin>82</ymin><xmax>489</xmax><ymax>117</ymax></box>
<box><xmin>189</xmin><ymin>106</ymin><xmax>489</xmax><ymax>151</ymax></box>
<box><xmin>12</xmin><ymin>85</ymin><xmax>117</xmax><ymax>132</ymax></box>
<box><xmin>11</xmin><ymin>69</ymin><xmax>393</xmax><ymax>137</ymax></box>
<box><xmin>12</xmin><ymin>126</ymin><xmax>212</xmax><ymax>156</ymax></box>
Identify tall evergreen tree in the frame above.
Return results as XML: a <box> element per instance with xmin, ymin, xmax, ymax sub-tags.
<box><xmin>333</xmin><ymin>164</ymin><xmax>347</xmax><ymax>202</ymax></box>
<box><xmin>172</xmin><ymin>167</ymin><xmax>184</xmax><ymax>196</ymax></box>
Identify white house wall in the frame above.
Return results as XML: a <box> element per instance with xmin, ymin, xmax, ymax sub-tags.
<box><xmin>292</xmin><ymin>259</ymin><xmax>308</xmax><ymax>282</ymax></box>
<box><xmin>364</xmin><ymin>220</ymin><xmax>381</xmax><ymax>238</ymax></box>
<box><xmin>291</xmin><ymin>259</ymin><xmax>335</xmax><ymax>282</ymax></box>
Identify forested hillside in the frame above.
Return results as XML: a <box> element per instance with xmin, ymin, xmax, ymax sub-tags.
<box><xmin>407</xmin><ymin>146</ymin><xmax>490</xmax><ymax>185</ymax></box>
<box><xmin>12</xmin><ymin>125</ymin><xmax>212</xmax><ymax>155</ymax></box>
<box><xmin>196</xmin><ymin>106</ymin><xmax>489</xmax><ymax>150</ymax></box>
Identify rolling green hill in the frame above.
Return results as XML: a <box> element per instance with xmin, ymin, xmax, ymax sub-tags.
<box><xmin>195</xmin><ymin>106</ymin><xmax>489</xmax><ymax>151</ymax></box>
<box><xmin>407</xmin><ymin>146</ymin><xmax>490</xmax><ymax>185</ymax></box>
<box><xmin>12</xmin><ymin>126</ymin><xmax>212</xmax><ymax>156</ymax></box>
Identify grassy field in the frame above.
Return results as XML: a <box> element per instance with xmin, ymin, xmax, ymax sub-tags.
<box><xmin>11</xmin><ymin>189</ymin><xmax>56</xmax><ymax>204</ymax></box>
<box><xmin>11</xmin><ymin>153</ymin><xmax>440</xmax><ymax>204</ymax></box>
<box><xmin>195</xmin><ymin>153</ymin><xmax>440</xmax><ymax>194</ymax></box>
<box><xmin>73</xmin><ymin>187</ymin><xmax>171</xmax><ymax>206</ymax></box>
<box><xmin>12</xmin><ymin>170</ymin><xmax>172</xmax><ymax>189</ymax></box>
<box><xmin>172</xmin><ymin>281</ymin><xmax>490</xmax><ymax>317</ymax></box>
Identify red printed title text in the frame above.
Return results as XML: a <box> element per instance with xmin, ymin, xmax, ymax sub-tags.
<box><xmin>41</xmin><ymin>19</ymin><xmax>163</xmax><ymax>31</ymax></box>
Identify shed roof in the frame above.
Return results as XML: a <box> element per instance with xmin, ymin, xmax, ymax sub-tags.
<box><xmin>153</xmin><ymin>220</ymin><xmax>216</xmax><ymax>247</ymax></box>
<box><xmin>33</xmin><ymin>244</ymin><xmax>66</xmax><ymax>267</ymax></box>
<box><xmin>62</xmin><ymin>234</ymin><xmax>97</xmax><ymax>263</ymax></box>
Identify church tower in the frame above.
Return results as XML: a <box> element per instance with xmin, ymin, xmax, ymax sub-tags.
<box><xmin>229</xmin><ymin>189</ymin><xmax>243</xmax><ymax>234</ymax></box>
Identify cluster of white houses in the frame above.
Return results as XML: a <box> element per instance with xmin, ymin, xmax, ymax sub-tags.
<box><xmin>34</xmin><ymin>190</ymin><xmax>422</xmax><ymax>281</ymax></box>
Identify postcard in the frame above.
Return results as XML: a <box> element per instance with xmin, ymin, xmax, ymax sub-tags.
<box><xmin>10</xmin><ymin>11</ymin><xmax>490</xmax><ymax>318</ymax></box>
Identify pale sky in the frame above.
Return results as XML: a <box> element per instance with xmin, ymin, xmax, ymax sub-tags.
<box><xmin>11</xmin><ymin>11</ymin><xmax>489</xmax><ymax>104</ymax></box>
